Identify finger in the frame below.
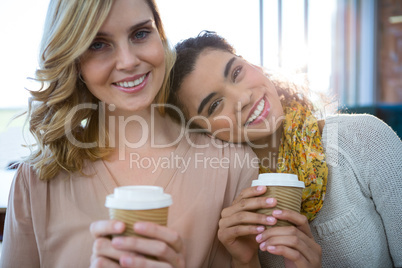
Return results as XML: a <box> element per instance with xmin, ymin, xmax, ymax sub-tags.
<box><xmin>219</xmin><ymin>210</ymin><xmax>277</xmax><ymax>230</ymax></box>
<box><xmin>268</xmin><ymin>243</ymin><xmax>321</xmax><ymax>268</ymax></box>
<box><xmin>259</xmin><ymin>225</ymin><xmax>312</xmax><ymax>248</ymax></box>
<box><xmin>133</xmin><ymin>222</ymin><xmax>183</xmax><ymax>254</ymax></box>
<box><xmin>90</xmin><ymin>256</ymin><xmax>120</xmax><ymax>268</ymax></box>
<box><xmin>262</xmin><ymin>234</ymin><xmax>309</xmax><ymax>252</ymax></box>
<box><xmin>92</xmin><ymin>237</ymin><xmax>125</xmax><ymax>263</ymax></box>
<box><xmin>266</xmin><ymin>245</ymin><xmax>313</xmax><ymax>268</ymax></box>
<box><xmin>112</xmin><ymin>236</ymin><xmax>179</xmax><ymax>266</ymax></box>
<box><xmin>221</xmin><ymin>196</ymin><xmax>277</xmax><ymax>218</ymax></box>
<box><xmin>112</xmin><ymin>222</ymin><xmax>184</xmax><ymax>267</ymax></box>
<box><xmin>232</xmin><ymin>186</ymin><xmax>267</xmax><ymax>205</ymax></box>
<box><xmin>119</xmin><ymin>253</ymin><xmax>172</xmax><ymax>268</ymax></box>
<box><xmin>260</xmin><ymin>230</ymin><xmax>321</xmax><ymax>266</ymax></box>
<box><xmin>271</xmin><ymin>210</ymin><xmax>313</xmax><ymax>238</ymax></box>
<box><xmin>90</xmin><ymin>220</ymin><xmax>125</xmax><ymax>238</ymax></box>
<box><xmin>218</xmin><ymin>224</ymin><xmax>266</xmax><ymax>244</ymax></box>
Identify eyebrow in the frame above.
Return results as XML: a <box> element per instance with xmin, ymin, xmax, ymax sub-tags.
<box><xmin>224</xmin><ymin>57</ymin><xmax>236</xmax><ymax>78</ymax></box>
<box><xmin>198</xmin><ymin>92</ymin><xmax>217</xmax><ymax>114</ymax></box>
<box><xmin>96</xmin><ymin>19</ymin><xmax>153</xmax><ymax>37</ymax></box>
<box><xmin>197</xmin><ymin>57</ymin><xmax>236</xmax><ymax>114</ymax></box>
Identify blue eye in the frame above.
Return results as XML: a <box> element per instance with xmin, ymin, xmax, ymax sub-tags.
<box><xmin>134</xmin><ymin>30</ymin><xmax>149</xmax><ymax>40</ymax></box>
<box><xmin>89</xmin><ymin>41</ymin><xmax>106</xmax><ymax>51</ymax></box>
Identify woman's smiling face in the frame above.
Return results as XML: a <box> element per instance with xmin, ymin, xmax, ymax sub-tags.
<box><xmin>79</xmin><ymin>0</ymin><xmax>165</xmax><ymax>114</ymax></box>
<box><xmin>178</xmin><ymin>49</ymin><xmax>284</xmax><ymax>143</ymax></box>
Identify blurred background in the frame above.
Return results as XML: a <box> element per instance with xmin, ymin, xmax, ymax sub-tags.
<box><xmin>0</xmin><ymin>0</ymin><xmax>401</xmax><ymax>250</ymax></box>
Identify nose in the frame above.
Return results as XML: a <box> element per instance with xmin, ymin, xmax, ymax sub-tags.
<box><xmin>115</xmin><ymin>43</ymin><xmax>140</xmax><ymax>71</ymax></box>
<box><xmin>229</xmin><ymin>88</ymin><xmax>252</xmax><ymax>112</ymax></box>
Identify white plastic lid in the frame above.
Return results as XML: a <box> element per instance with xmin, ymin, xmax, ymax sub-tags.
<box><xmin>251</xmin><ymin>173</ymin><xmax>305</xmax><ymax>188</ymax></box>
<box><xmin>105</xmin><ymin>186</ymin><xmax>173</xmax><ymax>210</ymax></box>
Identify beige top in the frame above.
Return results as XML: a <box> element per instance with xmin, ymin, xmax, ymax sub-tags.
<box><xmin>0</xmin><ymin>132</ymin><xmax>258</xmax><ymax>268</ymax></box>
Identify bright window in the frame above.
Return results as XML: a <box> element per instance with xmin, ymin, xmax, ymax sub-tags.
<box><xmin>0</xmin><ymin>0</ymin><xmax>50</xmax><ymax>108</ymax></box>
<box><xmin>0</xmin><ymin>0</ymin><xmax>336</xmax><ymax>108</ymax></box>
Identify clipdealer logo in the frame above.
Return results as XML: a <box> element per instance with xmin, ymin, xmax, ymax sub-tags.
<box><xmin>62</xmin><ymin>100</ymin><xmax>339</xmax><ymax>167</ymax></box>
<box><xmin>129</xmin><ymin>152</ymin><xmax>260</xmax><ymax>173</ymax></box>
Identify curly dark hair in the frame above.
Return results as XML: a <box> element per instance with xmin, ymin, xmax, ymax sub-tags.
<box><xmin>167</xmin><ymin>31</ymin><xmax>315</xmax><ymax>123</ymax></box>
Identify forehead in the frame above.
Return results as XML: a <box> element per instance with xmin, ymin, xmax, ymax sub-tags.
<box><xmin>194</xmin><ymin>49</ymin><xmax>234</xmax><ymax>74</ymax></box>
<box><xmin>179</xmin><ymin>49</ymin><xmax>234</xmax><ymax>105</ymax></box>
<box><xmin>101</xmin><ymin>0</ymin><xmax>152</xmax><ymax>31</ymax></box>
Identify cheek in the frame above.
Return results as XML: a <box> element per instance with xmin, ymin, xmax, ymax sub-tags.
<box><xmin>80</xmin><ymin>58</ymin><xmax>112</xmax><ymax>86</ymax></box>
<box><xmin>271</xmin><ymin>97</ymin><xmax>284</xmax><ymax>120</ymax></box>
<box><xmin>147</xmin><ymin>39</ymin><xmax>165</xmax><ymax>68</ymax></box>
<box><xmin>214</xmin><ymin>127</ymin><xmax>241</xmax><ymax>143</ymax></box>
<box><xmin>192</xmin><ymin>118</ymin><xmax>234</xmax><ymax>135</ymax></box>
<box><xmin>212</xmin><ymin>119</ymin><xmax>233</xmax><ymax>130</ymax></box>
<box><xmin>211</xmin><ymin>118</ymin><xmax>238</xmax><ymax>137</ymax></box>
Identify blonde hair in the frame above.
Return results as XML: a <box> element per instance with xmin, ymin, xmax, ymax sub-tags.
<box><xmin>26</xmin><ymin>0</ymin><xmax>175</xmax><ymax>181</ymax></box>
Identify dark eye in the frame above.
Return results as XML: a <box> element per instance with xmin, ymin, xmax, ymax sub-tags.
<box><xmin>232</xmin><ymin>66</ymin><xmax>242</xmax><ymax>81</ymax></box>
<box><xmin>89</xmin><ymin>41</ymin><xmax>106</xmax><ymax>51</ymax></box>
<box><xmin>208</xmin><ymin>99</ymin><xmax>222</xmax><ymax>116</ymax></box>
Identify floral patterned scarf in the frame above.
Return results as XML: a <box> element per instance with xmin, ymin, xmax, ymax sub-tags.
<box><xmin>259</xmin><ymin>101</ymin><xmax>328</xmax><ymax>221</ymax></box>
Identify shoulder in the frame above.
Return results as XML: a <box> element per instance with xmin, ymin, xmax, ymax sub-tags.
<box><xmin>323</xmin><ymin>113</ymin><xmax>400</xmax><ymax>141</ymax></box>
<box><xmin>14</xmin><ymin>162</ymin><xmax>36</xmax><ymax>185</ymax></box>
<box><xmin>185</xmin><ymin>131</ymin><xmax>257</xmax><ymax>157</ymax></box>
<box><xmin>6</xmin><ymin>162</ymin><xmax>39</xmax><ymax>203</ymax></box>
<box><xmin>14</xmin><ymin>161</ymin><xmax>75</xmax><ymax>185</ymax></box>
<box><xmin>185</xmin><ymin>131</ymin><xmax>258</xmax><ymax>176</ymax></box>
<box><xmin>325</xmin><ymin>113</ymin><xmax>392</xmax><ymax>129</ymax></box>
<box><xmin>322</xmin><ymin>113</ymin><xmax>401</xmax><ymax>170</ymax></box>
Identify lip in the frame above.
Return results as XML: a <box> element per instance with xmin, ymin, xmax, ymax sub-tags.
<box><xmin>245</xmin><ymin>96</ymin><xmax>270</xmax><ymax>126</ymax></box>
<box><xmin>113</xmin><ymin>72</ymin><xmax>149</xmax><ymax>93</ymax></box>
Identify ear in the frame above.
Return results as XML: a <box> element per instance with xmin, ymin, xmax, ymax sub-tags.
<box><xmin>78</xmin><ymin>73</ymin><xmax>86</xmax><ymax>84</ymax></box>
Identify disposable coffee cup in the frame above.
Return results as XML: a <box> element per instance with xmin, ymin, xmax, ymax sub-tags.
<box><xmin>252</xmin><ymin>173</ymin><xmax>305</xmax><ymax>227</ymax></box>
<box><xmin>105</xmin><ymin>186</ymin><xmax>172</xmax><ymax>237</ymax></box>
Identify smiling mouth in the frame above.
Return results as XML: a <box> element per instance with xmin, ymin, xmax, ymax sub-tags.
<box><xmin>114</xmin><ymin>74</ymin><xmax>147</xmax><ymax>88</ymax></box>
<box><xmin>245</xmin><ymin>98</ymin><xmax>266</xmax><ymax>125</ymax></box>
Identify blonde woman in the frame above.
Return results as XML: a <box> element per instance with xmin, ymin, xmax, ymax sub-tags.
<box><xmin>167</xmin><ymin>32</ymin><xmax>402</xmax><ymax>268</ymax></box>
<box><xmin>0</xmin><ymin>2</ymin><xmax>258</xmax><ymax>267</ymax></box>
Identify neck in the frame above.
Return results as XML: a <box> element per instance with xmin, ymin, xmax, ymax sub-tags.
<box><xmin>252</xmin><ymin>122</ymin><xmax>283</xmax><ymax>172</ymax></box>
<box><xmin>104</xmin><ymin>106</ymin><xmax>182</xmax><ymax>158</ymax></box>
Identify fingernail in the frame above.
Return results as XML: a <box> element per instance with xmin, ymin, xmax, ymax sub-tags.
<box><xmin>114</xmin><ymin>222</ymin><xmax>125</xmax><ymax>231</ymax></box>
<box><xmin>273</xmin><ymin>210</ymin><xmax>282</xmax><ymax>215</ymax></box>
<box><xmin>120</xmin><ymin>256</ymin><xmax>133</xmax><ymax>266</ymax></box>
<box><xmin>112</xmin><ymin>237</ymin><xmax>123</xmax><ymax>246</ymax></box>
<box><xmin>259</xmin><ymin>242</ymin><xmax>266</xmax><ymax>250</ymax></box>
<box><xmin>266</xmin><ymin>198</ymin><xmax>275</xmax><ymax>205</ymax></box>
<box><xmin>256</xmin><ymin>234</ymin><xmax>262</xmax><ymax>242</ymax></box>
<box><xmin>257</xmin><ymin>186</ymin><xmax>264</xmax><ymax>192</ymax></box>
<box><xmin>266</xmin><ymin>216</ymin><xmax>276</xmax><ymax>223</ymax></box>
<box><xmin>134</xmin><ymin>222</ymin><xmax>145</xmax><ymax>231</ymax></box>
<box><xmin>256</xmin><ymin>226</ymin><xmax>265</xmax><ymax>232</ymax></box>
<box><xmin>267</xmin><ymin>245</ymin><xmax>276</xmax><ymax>251</ymax></box>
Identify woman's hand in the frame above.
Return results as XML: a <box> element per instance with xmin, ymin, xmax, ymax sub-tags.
<box><xmin>257</xmin><ymin>210</ymin><xmax>322</xmax><ymax>268</ymax></box>
<box><xmin>218</xmin><ymin>186</ymin><xmax>278</xmax><ymax>267</ymax></box>
<box><xmin>89</xmin><ymin>220</ymin><xmax>185</xmax><ymax>268</ymax></box>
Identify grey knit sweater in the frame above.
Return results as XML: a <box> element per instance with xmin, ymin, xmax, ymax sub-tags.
<box><xmin>260</xmin><ymin>114</ymin><xmax>402</xmax><ymax>268</ymax></box>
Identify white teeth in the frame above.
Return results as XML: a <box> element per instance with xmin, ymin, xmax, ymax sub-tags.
<box><xmin>116</xmin><ymin>74</ymin><xmax>146</xmax><ymax>88</ymax></box>
<box><xmin>246</xmin><ymin>99</ymin><xmax>265</xmax><ymax>125</ymax></box>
